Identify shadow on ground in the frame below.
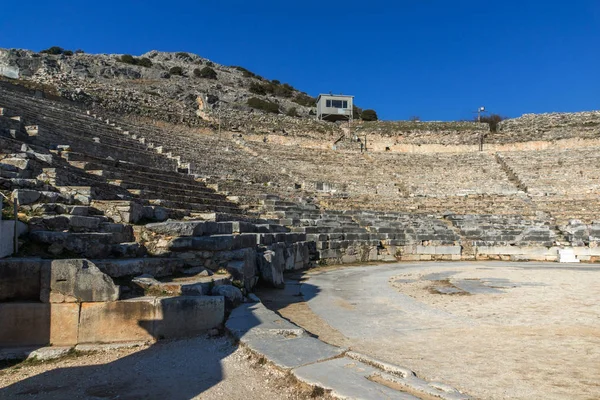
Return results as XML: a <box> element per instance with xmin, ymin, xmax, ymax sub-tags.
<box><xmin>0</xmin><ymin>296</ymin><xmax>262</xmax><ymax>400</ymax></box>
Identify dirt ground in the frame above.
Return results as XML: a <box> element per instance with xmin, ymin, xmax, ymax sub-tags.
<box><xmin>261</xmin><ymin>263</ymin><xmax>600</xmax><ymax>400</ymax></box>
<box><xmin>0</xmin><ymin>335</ymin><xmax>324</xmax><ymax>400</ymax></box>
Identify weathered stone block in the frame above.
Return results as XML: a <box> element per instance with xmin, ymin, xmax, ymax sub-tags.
<box><xmin>0</xmin><ymin>258</ymin><xmax>47</xmax><ymax>301</ymax></box>
<box><xmin>154</xmin><ymin>296</ymin><xmax>224</xmax><ymax>339</ymax></box>
<box><xmin>40</xmin><ymin>259</ymin><xmax>119</xmax><ymax>303</ymax></box>
<box><xmin>258</xmin><ymin>248</ymin><xmax>285</xmax><ymax>288</ymax></box>
<box><xmin>78</xmin><ymin>297</ymin><xmax>156</xmax><ymax>343</ymax></box>
<box><xmin>0</xmin><ymin>303</ymin><xmax>79</xmax><ymax>347</ymax></box>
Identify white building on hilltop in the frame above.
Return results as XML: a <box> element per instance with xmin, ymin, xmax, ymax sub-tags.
<box><xmin>316</xmin><ymin>94</ymin><xmax>354</xmax><ymax>122</ymax></box>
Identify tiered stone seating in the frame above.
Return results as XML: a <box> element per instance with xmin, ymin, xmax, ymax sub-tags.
<box><xmin>500</xmin><ymin>149</ymin><xmax>600</xmax><ymax>224</ymax></box>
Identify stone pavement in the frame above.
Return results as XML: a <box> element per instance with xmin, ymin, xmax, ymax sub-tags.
<box><xmin>225</xmin><ymin>297</ymin><xmax>471</xmax><ymax>400</ymax></box>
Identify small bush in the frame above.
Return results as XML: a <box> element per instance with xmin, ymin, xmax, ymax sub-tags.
<box><xmin>247</xmin><ymin>97</ymin><xmax>279</xmax><ymax>114</ymax></box>
<box><xmin>249</xmin><ymin>82</ymin><xmax>267</xmax><ymax>95</ymax></box>
<box><xmin>196</xmin><ymin>66</ymin><xmax>217</xmax><ymax>79</ymax></box>
<box><xmin>232</xmin><ymin>66</ymin><xmax>255</xmax><ymax>78</ymax></box>
<box><xmin>40</xmin><ymin>46</ymin><xmax>64</xmax><ymax>55</ymax></box>
<box><xmin>409</xmin><ymin>115</ymin><xmax>420</xmax><ymax>122</ymax></box>
<box><xmin>137</xmin><ymin>57</ymin><xmax>153</xmax><ymax>68</ymax></box>
<box><xmin>63</xmin><ymin>50</ymin><xmax>73</xmax><ymax>56</ymax></box>
<box><xmin>352</xmin><ymin>105</ymin><xmax>363</xmax><ymax>119</ymax></box>
<box><xmin>176</xmin><ymin>52</ymin><xmax>192</xmax><ymax>61</ymax></box>
<box><xmin>361</xmin><ymin>109</ymin><xmax>378</xmax><ymax>121</ymax></box>
<box><xmin>286</xmin><ymin>107</ymin><xmax>299</xmax><ymax>117</ymax></box>
<box><xmin>293</xmin><ymin>93</ymin><xmax>316</xmax><ymax>107</ymax></box>
<box><xmin>169</xmin><ymin>66</ymin><xmax>184</xmax><ymax>76</ymax></box>
<box><xmin>119</xmin><ymin>54</ymin><xmax>137</xmax><ymax>64</ymax></box>
<box><xmin>119</xmin><ymin>55</ymin><xmax>153</xmax><ymax>68</ymax></box>
<box><xmin>74</xmin><ymin>49</ymin><xmax>84</xmax><ymax>54</ymax></box>
<box><xmin>271</xmin><ymin>79</ymin><xmax>280</xmax><ymax>84</ymax></box>
<box><xmin>206</xmin><ymin>61</ymin><xmax>215</xmax><ymax>67</ymax></box>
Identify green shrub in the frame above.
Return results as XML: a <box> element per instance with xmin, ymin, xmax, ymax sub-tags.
<box><xmin>176</xmin><ymin>52</ymin><xmax>192</xmax><ymax>61</ymax></box>
<box><xmin>137</xmin><ymin>57</ymin><xmax>153</xmax><ymax>68</ymax></box>
<box><xmin>352</xmin><ymin>105</ymin><xmax>363</xmax><ymax>119</ymax></box>
<box><xmin>232</xmin><ymin>66</ymin><xmax>255</xmax><ymax>78</ymax></box>
<box><xmin>361</xmin><ymin>109</ymin><xmax>378</xmax><ymax>121</ymax></box>
<box><xmin>247</xmin><ymin>97</ymin><xmax>279</xmax><ymax>114</ymax></box>
<box><xmin>74</xmin><ymin>49</ymin><xmax>84</xmax><ymax>54</ymax></box>
<box><xmin>169</xmin><ymin>66</ymin><xmax>184</xmax><ymax>76</ymax></box>
<box><xmin>119</xmin><ymin>55</ymin><xmax>153</xmax><ymax>67</ymax></box>
<box><xmin>119</xmin><ymin>54</ymin><xmax>137</xmax><ymax>64</ymax></box>
<box><xmin>193</xmin><ymin>68</ymin><xmax>201</xmax><ymax>77</ymax></box>
<box><xmin>271</xmin><ymin>79</ymin><xmax>280</xmax><ymax>84</ymax></box>
<box><xmin>286</xmin><ymin>107</ymin><xmax>299</xmax><ymax>117</ymax></box>
<box><xmin>293</xmin><ymin>93</ymin><xmax>316</xmax><ymax>107</ymax></box>
<box><xmin>249</xmin><ymin>82</ymin><xmax>267</xmax><ymax>95</ymax></box>
<box><xmin>63</xmin><ymin>50</ymin><xmax>73</xmax><ymax>56</ymax></box>
<box><xmin>196</xmin><ymin>66</ymin><xmax>217</xmax><ymax>79</ymax></box>
<box><xmin>40</xmin><ymin>46</ymin><xmax>64</xmax><ymax>55</ymax></box>
<box><xmin>206</xmin><ymin>61</ymin><xmax>215</xmax><ymax>67</ymax></box>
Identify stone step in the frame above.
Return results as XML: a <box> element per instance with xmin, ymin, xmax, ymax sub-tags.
<box><xmin>29</xmin><ymin>203</ymin><xmax>103</xmax><ymax>217</ymax></box>
<box><xmin>63</xmin><ymin>151</ymin><xmax>181</xmax><ymax>177</ymax></box>
<box><xmin>27</xmin><ymin>231</ymin><xmax>143</xmax><ymax>258</ymax></box>
<box><xmin>87</xmin><ymin>169</ymin><xmax>214</xmax><ymax>194</ymax></box>
<box><xmin>142</xmin><ymin>220</ymin><xmax>260</xmax><ymax>237</ymax></box>
<box><xmin>123</xmin><ymin>187</ymin><xmax>227</xmax><ymax>204</ymax></box>
<box><xmin>129</xmin><ymin>273</ymin><xmax>232</xmax><ymax>297</ymax></box>
<box><xmin>149</xmin><ymin>198</ymin><xmax>241</xmax><ymax>214</ymax></box>
<box><xmin>28</xmin><ymin>214</ymin><xmax>110</xmax><ymax>232</ymax></box>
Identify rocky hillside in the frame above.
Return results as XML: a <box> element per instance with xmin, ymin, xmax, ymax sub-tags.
<box><xmin>0</xmin><ymin>47</ymin><xmax>340</xmax><ymax>137</ymax></box>
<box><xmin>1</xmin><ymin>47</ymin><xmax>599</xmax><ymax>145</ymax></box>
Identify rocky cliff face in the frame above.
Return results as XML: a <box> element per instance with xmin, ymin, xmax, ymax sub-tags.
<box><xmin>0</xmin><ymin>48</ymin><xmax>340</xmax><ymax>137</ymax></box>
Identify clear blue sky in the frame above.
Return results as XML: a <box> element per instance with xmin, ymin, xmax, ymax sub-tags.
<box><xmin>1</xmin><ymin>1</ymin><xmax>599</xmax><ymax>121</ymax></box>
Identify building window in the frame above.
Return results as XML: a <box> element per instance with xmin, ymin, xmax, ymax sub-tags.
<box><xmin>324</xmin><ymin>98</ymin><xmax>349</xmax><ymax>109</ymax></box>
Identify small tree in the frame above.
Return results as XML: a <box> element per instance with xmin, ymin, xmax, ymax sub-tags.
<box><xmin>352</xmin><ymin>105</ymin><xmax>363</xmax><ymax>119</ymax></box>
<box><xmin>119</xmin><ymin>54</ymin><xmax>136</xmax><ymax>64</ymax></box>
<box><xmin>286</xmin><ymin>107</ymin><xmax>299</xmax><ymax>117</ymax></box>
<box><xmin>40</xmin><ymin>46</ymin><xmax>64</xmax><ymax>55</ymax></box>
<box><xmin>137</xmin><ymin>57</ymin><xmax>153</xmax><ymax>68</ymax></box>
<box><xmin>63</xmin><ymin>50</ymin><xmax>74</xmax><ymax>56</ymax></box>
<box><xmin>249</xmin><ymin>82</ymin><xmax>266</xmax><ymax>95</ymax></box>
<box><xmin>176</xmin><ymin>52</ymin><xmax>192</xmax><ymax>61</ymax></box>
<box><xmin>169</xmin><ymin>66</ymin><xmax>184</xmax><ymax>76</ymax></box>
<box><xmin>477</xmin><ymin>113</ymin><xmax>504</xmax><ymax>132</ymax></box>
<box><xmin>361</xmin><ymin>109</ymin><xmax>378</xmax><ymax>121</ymax></box>
<box><xmin>197</xmin><ymin>66</ymin><xmax>217</xmax><ymax>79</ymax></box>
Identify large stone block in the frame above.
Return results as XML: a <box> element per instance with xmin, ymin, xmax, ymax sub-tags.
<box><xmin>154</xmin><ymin>296</ymin><xmax>224</xmax><ymax>339</ymax></box>
<box><xmin>40</xmin><ymin>259</ymin><xmax>119</xmax><ymax>303</ymax></box>
<box><xmin>226</xmin><ymin>247</ymin><xmax>257</xmax><ymax>291</ymax></box>
<box><xmin>0</xmin><ymin>258</ymin><xmax>47</xmax><ymax>301</ymax></box>
<box><xmin>0</xmin><ymin>220</ymin><xmax>27</xmax><ymax>258</ymax></box>
<box><xmin>0</xmin><ymin>303</ymin><xmax>79</xmax><ymax>347</ymax></box>
<box><xmin>258</xmin><ymin>248</ymin><xmax>285</xmax><ymax>288</ymax></box>
<box><xmin>78</xmin><ymin>297</ymin><xmax>156</xmax><ymax>343</ymax></box>
<box><xmin>416</xmin><ymin>245</ymin><xmax>462</xmax><ymax>255</ymax></box>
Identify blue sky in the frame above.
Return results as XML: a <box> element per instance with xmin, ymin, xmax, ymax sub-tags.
<box><xmin>1</xmin><ymin>1</ymin><xmax>599</xmax><ymax>121</ymax></box>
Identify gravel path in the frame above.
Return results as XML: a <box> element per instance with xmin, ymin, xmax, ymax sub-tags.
<box><xmin>0</xmin><ymin>335</ymin><xmax>323</xmax><ymax>399</ymax></box>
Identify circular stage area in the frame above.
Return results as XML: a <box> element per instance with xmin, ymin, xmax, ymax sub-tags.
<box><xmin>299</xmin><ymin>262</ymin><xmax>600</xmax><ymax>400</ymax></box>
